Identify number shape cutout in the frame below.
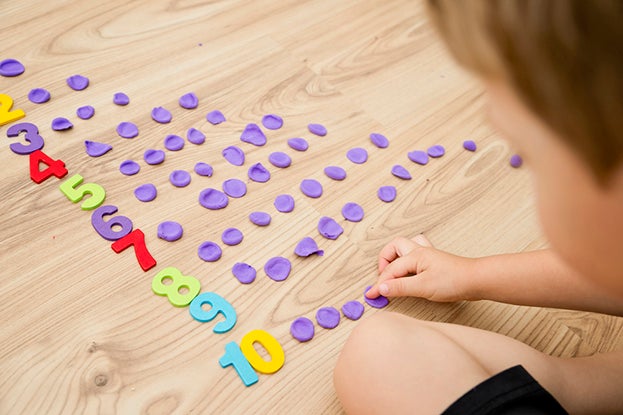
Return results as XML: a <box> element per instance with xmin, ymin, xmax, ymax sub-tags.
<box><xmin>219</xmin><ymin>342</ymin><xmax>259</xmax><ymax>387</ymax></box>
<box><xmin>29</xmin><ymin>150</ymin><xmax>68</xmax><ymax>184</ymax></box>
<box><xmin>151</xmin><ymin>267</ymin><xmax>200</xmax><ymax>307</ymax></box>
<box><xmin>91</xmin><ymin>205</ymin><xmax>133</xmax><ymax>241</ymax></box>
<box><xmin>7</xmin><ymin>122</ymin><xmax>43</xmax><ymax>155</ymax></box>
<box><xmin>59</xmin><ymin>174</ymin><xmax>106</xmax><ymax>210</ymax></box>
<box><xmin>111</xmin><ymin>229</ymin><xmax>156</xmax><ymax>271</ymax></box>
<box><xmin>239</xmin><ymin>329</ymin><xmax>285</xmax><ymax>374</ymax></box>
<box><xmin>189</xmin><ymin>292</ymin><xmax>237</xmax><ymax>333</ymax></box>
<box><xmin>0</xmin><ymin>94</ymin><xmax>25</xmax><ymax>127</ymax></box>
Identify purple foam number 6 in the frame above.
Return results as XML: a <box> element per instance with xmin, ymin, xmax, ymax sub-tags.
<box><xmin>7</xmin><ymin>122</ymin><xmax>44</xmax><ymax>155</ymax></box>
<box><xmin>91</xmin><ymin>205</ymin><xmax>133</xmax><ymax>241</ymax></box>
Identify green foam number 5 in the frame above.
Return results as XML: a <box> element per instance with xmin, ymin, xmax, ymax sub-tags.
<box><xmin>152</xmin><ymin>267</ymin><xmax>201</xmax><ymax>307</ymax></box>
<box><xmin>59</xmin><ymin>174</ymin><xmax>106</xmax><ymax>211</ymax></box>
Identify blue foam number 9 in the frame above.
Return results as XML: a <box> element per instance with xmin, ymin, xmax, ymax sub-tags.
<box><xmin>189</xmin><ymin>292</ymin><xmax>237</xmax><ymax>333</ymax></box>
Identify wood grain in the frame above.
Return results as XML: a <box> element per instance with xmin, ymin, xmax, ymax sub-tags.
<box><xmin>1</xmin><ymin>1</ymin><xmax>621</xmax><ymax>414</ymax></box>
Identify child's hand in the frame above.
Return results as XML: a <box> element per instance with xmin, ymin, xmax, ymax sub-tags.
<box><xmin>365</xmin><ymin>234</ymin><xmax>477</xmax><ymax>302</ymax></box>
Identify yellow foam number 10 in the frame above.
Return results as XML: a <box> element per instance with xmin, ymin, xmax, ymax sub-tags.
<box><xmin>0</xmin><ymin>94</ymin><xmax>25</xmax><ymax>126</ymax></box>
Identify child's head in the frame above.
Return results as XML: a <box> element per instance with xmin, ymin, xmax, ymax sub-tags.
<box><xmin>427</xmin><ymin>0</ymin><xmax>623</xmax><ymax>293</ymax></box>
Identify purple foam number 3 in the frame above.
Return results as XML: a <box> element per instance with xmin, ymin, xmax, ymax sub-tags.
<box><xmin>91</xmin><ymin>205</ymin><xmax>133</xmax><ymax>241</ymax></box>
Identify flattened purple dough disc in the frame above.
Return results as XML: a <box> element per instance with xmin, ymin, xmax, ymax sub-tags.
<box><xmin>318</xmin><ymin>216</ymin><xmax>343</xmax><ymax>240</ymax></box>
<box><xmin>342</xmin><ymin>202</ymin><xmax>364</xmax><ymax>222</ymax></box>
<box><xmin>288</xmin><ymin>138</ymin><xmax>308</xmax><ymax>151</ymax></box>
<box><xmin>274</xmin><ymin>194</ymin><xmax>295</xmax><ymax>213</ymax></box>
<box><xmin>76</xmin><ymin>105</ymin><xmax>95</xmax><ymax>120</ymax></box>
<box><xmin>316</xmin><ymin>307</ymin><xmax>340</xmax><ymax>329</ymax></box>
<box><xmin>264</xmin><ymin>257</ymin><xmax>292</xmax><ymax>282</ymax></box>
<box><xmin>206</xmin><ymin>110</ymin><xmax>226</xmax><ymax>125</ymax></box>
<box><xmin>187</xmin><ymin>128</ymin><xmax>205</xmax><ymax>145</ymax></box>
<box><xmin>117</xmin><ymin>122</ymin><xmax>138</xmax><ymax>138</ymax></box>
<box><xmin>294</xmin><ymin>237</ymin><xmax>324</xmax><ymax>257</ymax></box>
<box><xmin>341</xmin><ymin>300</ymin><xmax>364</xmax><ymax>320</ymax></box>
<box><xmin>157</xmin><ymin>221</ymin><xmax>183</xmax><ymax>241</ymax></box>
<box><xmin>290</xmin><ymin>317</ymin><xmax>315</xmax><ymax>342</ymax></box>
<box><xmin>463</xmin><ymin>140</ymin><xmax>477</xmax><ymax>151</ymax></box>
<box><xmin>408</xmin><ymin>150</ymin><xmax>429</xmax><ymax>165</ymax></box>
<box><xmin>170</xmin><ymin>170</ymin><xmax>191</xmax><ymax>187</ymax></box>
<box><xmin>240</xmin><ymin>123</ymin><xmax>267</xmax><ymax>146</ymax></box>
<box><xmin>134</xmin><ymin>183</ymin><xmax>157</xmax><ymax>202</ymax></box>
<box><xmin>346</xmin><ymin>147</ymin><xmax>368</xmax><ymax>164</ymax></box>
<box><xmin>222</xmin><ymin>146</ymin><xmax>245</xmax><ymax>166</ymax></box>
<box><xmin>232</xmin><ymin>262</ymin><xmax>256</xmax><ymax>284</ymax></box>
<box><xmin>378</xmin><ymin>186</ymin><xmax>397</xmax><ymax>202</ymax></box>
<box><xmin>370</xmin><ymin>133</ymin><xmax>389</xmax><ymax>148</ymax></box>
<box><xmin>198</xmin><ymin>241</ymin><xmax>222</xmax><ymax>262</ymax></box>
<box><xmin>66</xmin><ymin>74</ymin><xmax>89</xmax><ymax>90</ymax></box>
<box><xmin>151</xmin><ymin>106</ymin><xmax>172</xmax><ymax>123</ymax></box>
<box><xmin>364</xmin><ymin>286</ymin><xmax>389</xmax><ymax>308</ymax></box>
<box><xmin>113</xmin><ymin>92</ymin><xmax>129</xmax><ymax>106</ymax></box>
<box><xmin>28</xmin><ymin>88</ymin><xmax>50</xmax><ymax>104</ymax></box>
<box><xmin>300</xmin><ymin>179</ymin><xmax>323</xmax><ymax>198</ymax></box>
<box><xmin>391</xmin><ymin>164</ymin><xmax>411</xmax><ymax>180</ymax></box>
<box><xmin>0</xmin><ymin>59</ymin><xmax>25</xmax><ymax>77</ymax></box>
<box><xmin>248</xmin><ymin>162</ymin><xmax>271</xmax><ymax>183</ymax></box>
<box><xmin>85</xmin><ymin>140</ymin><xmax>112</xmax><ymax>157</ymax></box>
<box><xmin>179</xmin><ymin>92</ymin><xmax>198</xmax><ymax>109</ymax></box>
<box><xmin>199</xmin><ymin>188</ymin><xmax>229</xmax><ymax>210</ymax></box>
<box><xmin>164</xmin><ymin>134</ymin><xmax>184</xmax><ymax>151</ymax></box>
<box><xmin>120</xmin><ymin>160</ymin><xmax>140</xmax><ymax>176</ymax></box>
<box><xmin>427</xmin><ymin>145</ymin><xmax>445</xmax><ymax>158</ymax></box>
<box><xmin>308</xmin><ymin>123</ymin><xmax>327</xmax><ymax>136</ymax></box>
<box><xmin>262</xmin><ymin>114</ymin><xmax>283</xmax><ymax>130</ymax></box>
<box><xmin>222</xmin><ymin>228</ymin><xmax>243</xmax><ymax>245</ymax></box>
<box><xmin>268</xmin><ymin>152</ymin><xmax>291</xmax><ymax>168</ymax></box>
<box><xmin>249</xmin><ymin>211</ymin><xmax>271</xmax><ymax>226</ymax></box>
<box><xmin>510</xmin><ymin>154</ymin><xmax>523</xmax><ymax>168</ymax></box>
<box><xmin>324</xmin><ymin>166</ymin><xmax>347</xmax><ymax>181</ymax></box>
<box><xmin>144</xmin><ymin>149</ymin><xmax>165</xmax><ymax>165</ymax></box>
<box><xmin>52</xmin><ymin>117</ymin><xmax>73</xmax><ymax>131</ymax></box>
<box><xmin>194</xmin><ymin>162</ymin><xmax>213</xmax><ymax>177</ymax></box>
<box><xmin>222</xmin><ymin>179</ymin><xmax>247</xmax><ymax>198</ymax></box>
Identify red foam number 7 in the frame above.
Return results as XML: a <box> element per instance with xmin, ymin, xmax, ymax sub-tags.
<box><xmin>111</xmin><ymin>229</ymin><xmax>157</xmax><ymax>272</ymax></box>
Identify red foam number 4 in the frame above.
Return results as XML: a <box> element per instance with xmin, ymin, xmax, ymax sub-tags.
<box><xmin>30</xmin><ymin>150</ymin><xmax>68</xmax><ymax>184</ymax></box>
<box><xmin>111</xmin><ymin>229</ymin><xmax>157</xmax><ymax>272</ymax></box>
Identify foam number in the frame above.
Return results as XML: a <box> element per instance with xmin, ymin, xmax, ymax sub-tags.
<box><xmin>59</xmin><ymin>174</ymin><xmax>106</xmax><ymax>210</ymax></box>
<box><xmin>111</xmin><ymin>229</ymin><xmax>156</xmax><ymax>271</ymax></box>
<box><xmin>29</xmin><ymin>150</ymin><xmax>68</xmax><ymax>184</ymax></box>
<box><xmin>0</xmin><ymin>94</ymin><xmax>25</xmax><ymax>127</ymax></box>
<box><xmin>189</xmin><ymin>292</ymin><xmax>237</xmax><ymax>333</ymax></box>
<box><xmin>91</xmin><ymin>205</ymin><xmax>133</xmax><ymax>241</ymax></box>
<box><xmin>239</xmin><ymin>330</ymin><xmax>285</xmax><ymax>374</ymax></box>
<box><xmin>151</xmin><ymin>267</ymin><xmax>200</xmax><ymax>307</ymax></box>
<box><xmin>7</xmin><ymin>122</ymin><xmax>43</xmax><ymax>155</ymax></box>
<box><xmin>219</xmin><ymin>342</ymin><xmax>259</xmax><ymax>387</ymax></box>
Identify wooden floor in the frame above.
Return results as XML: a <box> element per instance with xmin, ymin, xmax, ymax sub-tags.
<box><xmin>1</xmin><ymin>1</ymin><xmax>621</xmax><ymax>414</ymax></box>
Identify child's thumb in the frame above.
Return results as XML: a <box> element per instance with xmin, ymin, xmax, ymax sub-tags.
<box><xmin>413</xmin><ymin>234</ymin><xmax>432</xmax><ymax>247</ymax></box>
<box><xmin>379</xmin><ymin>275</ymin><xmax>422</xmax><ymax>298</ymax></box>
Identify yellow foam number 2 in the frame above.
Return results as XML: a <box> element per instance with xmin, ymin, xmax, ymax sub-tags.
<box><xmin>59</xmin><ymin>174</ymin><xmax>106</xmax><ymax>211</ymax></box>
<box><xmin>0</xmin><ymin>94</ymin><xmax>25</xmax><ymax>127</ymax></box>
<box><xmin>152</xmin><ymin>267</ymin><xmax>201</xmax><ymax>307</ymax></box>
<box><xmin>240</xmin><ymin>329</ymin><xmax>285</xmax><ymax>374</ymax></box>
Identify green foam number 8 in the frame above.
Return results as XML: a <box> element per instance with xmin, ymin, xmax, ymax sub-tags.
<box><xmin>152</xmin><ymin>267</ymin><xmax>201</xmax><ymax>307</ymax></box>
<box><xmin>59</xmin><ymin>174</ymin><xmax>106</xmax><ymax>211</ymax></box>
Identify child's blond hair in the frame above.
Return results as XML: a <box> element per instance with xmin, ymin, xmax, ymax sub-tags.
<box><xmin>427</xmin><ymin>0</ymin><xmax>623</xmax><ymax>183</ymax></box>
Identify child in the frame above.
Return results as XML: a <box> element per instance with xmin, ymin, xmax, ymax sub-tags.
<box><xmin>334</xmin><ymin>1</ymin><xmax>623</xmax><ymax>414</ymax></box>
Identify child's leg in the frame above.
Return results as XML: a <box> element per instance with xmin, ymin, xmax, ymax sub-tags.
<box><xmin>334</xmin><ymin>312</ymin><xmax>595</xmax><ymax>414</ymax></box>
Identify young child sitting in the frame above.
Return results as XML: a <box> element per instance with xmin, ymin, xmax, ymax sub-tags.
<box><xmin>334</xmin><ymin>1</ymin><xmax>623</xmax><ymax>413</ymax></box>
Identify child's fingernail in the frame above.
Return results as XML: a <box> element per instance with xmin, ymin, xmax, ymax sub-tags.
<box><xmin>379</xmin><ymin>284</ymin><xmax>389</xmax><ymax>296</ymax></box>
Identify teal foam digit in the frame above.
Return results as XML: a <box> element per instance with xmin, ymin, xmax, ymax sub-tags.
<box><xmin>189</xmin><ymin>292</ymin><xmax>237</xmax><ymax>333</ymax></box>
<box><xmin>219</xmin><ymin>342</ymin><xmax>258</xmax><ymax>387</ymax></box>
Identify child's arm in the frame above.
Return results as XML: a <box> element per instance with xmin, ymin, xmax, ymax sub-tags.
<box><xmin>366</xmin><ymin>235</ymin><xmax>623</xmax><ymax>316</ymax></box>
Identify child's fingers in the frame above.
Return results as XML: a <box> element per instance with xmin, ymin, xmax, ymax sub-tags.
<box><xmin>377</xmin><ymin>237</ymin><xmax>419</xmax><ymax>274</ymax></box>
<box><xmin>377</xmin><ymin>273</ymin><xmax>430</xmax><ymax>298</ymax></box>
<box><xmin>412</xmin><ymin>234</ymin><xmax>433</xmax><ymax>247</ymax></box>
<box><xmin>367</xmin><ymin>254</ymin><xmax>422</xmax><ymax>299</ymax></box>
